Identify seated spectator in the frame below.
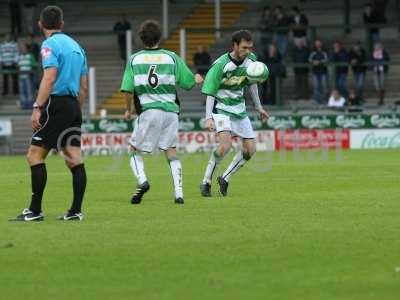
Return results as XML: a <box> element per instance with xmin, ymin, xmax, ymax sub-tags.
<box><xmin>348</xmin><ymin>41</ymin><xmax>367</xmax><ymax>101</ymax></box>
<box><xmin>261</xmin><ymin>43</ymin><xmax>286</xmax><ymax>105</ymax></box>
<box><xmin>330</xmin><ymin>40</ymin><xmax>349</xmax><ymax>98</ymax></box>
<box><xmin>328</xmin><ymin>89</ymin><xmax>346</xmax><ymax>108</ymax></box>
<box><xmin>0</xmin><ymin>33</ymin><xmax>19</xmax><ymax>96</ymax></box>
<box><xmin>259</xmin><ymin>6</ymin><xmax>274</xmax><ymax>54</ymax></box>
<box><xmin>193</xmin><ymin>45</ymin><xmax>211</xmax><ymax>76</ymax></box>
<box><xmin>18</xmin><ymin>43</ymin><xmax>36</xmax><ymax>109</ymax></box>
<box><xmin>273</xmin><ymin>5</ymin><xmax>290</xmax><ymax>58</ymax></box>
<box><xmin>371</xmin><ymin>42</ymin><xmax>389</xmax><ymax>105</ymax></box>
<box><xmin>292</xmin><ymin>40</ymin><xmax>310</xmax><ymax>100</ymax></box>
<box><xmin>309</xmin><ymin>39</ymin><xmax>328</xmax><ymax>104</ymax></box>
<box><xmin>113</xmin><ymin>15</ymin><xmax>131</xmax><ymax>61</ymax></box>
<box><xmin>348</xmin><ymin>89</ymin><xmax>362</xmax><ymax>106</ymax></box>
<box><xmin>289</xmin><ymin>6</ymin><xmax>309</xmax><ymax>48</ymax></box>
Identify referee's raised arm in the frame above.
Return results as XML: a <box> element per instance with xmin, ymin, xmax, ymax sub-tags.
<box><xmin>10</xmin><ymin>5</ymin><xmax>88</xmax><ymax>222</ymax></box>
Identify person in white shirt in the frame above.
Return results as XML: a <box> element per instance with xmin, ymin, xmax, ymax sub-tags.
<box><xmin>328</xmin><ymin>89</ymin><xmax>346</xmax><ymax>108</ymax></box>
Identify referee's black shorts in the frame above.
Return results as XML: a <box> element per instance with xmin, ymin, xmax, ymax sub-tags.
<box><xmin>31</xmin><ymin>95</ymin><xmax>82</xmax><ymax>150</ymax></box>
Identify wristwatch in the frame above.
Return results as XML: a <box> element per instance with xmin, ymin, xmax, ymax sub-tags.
<box><xmin>33</xmin><ymin>102</ymin><xmax>43</xmax><ymax>110</ymax></box>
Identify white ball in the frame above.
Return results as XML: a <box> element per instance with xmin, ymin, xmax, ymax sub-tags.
<box><xmin>246</xmin><ymin>61</ymin><xmax>269</xmax><ymax>83</ymax></box>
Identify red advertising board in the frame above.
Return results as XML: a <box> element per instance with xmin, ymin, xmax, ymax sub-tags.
<box><xmin>275</xmin><ymin>129</ymin><xmax>350</xmax><ymax>150</ymax></box>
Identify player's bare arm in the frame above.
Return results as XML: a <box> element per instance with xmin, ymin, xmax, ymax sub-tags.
<box><xmin>78</xmin><ymin>74</ymin><xmax>88</xmax><ymax>108</ymax></box>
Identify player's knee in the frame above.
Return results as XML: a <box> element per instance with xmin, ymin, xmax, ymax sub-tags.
<box><xmin>26</xmin><ymin>149</ymin><xmax>43</xmax><ymax>165</ymax></box>
<box><xmin>242</xmin><ymin>150</ymin><xmax>254</xmax><ymax>161</ymax></box>
<box><xmin>218</xmin><ymin>142</ymin><xmax>232</xmax><ymax>156</ymax></box>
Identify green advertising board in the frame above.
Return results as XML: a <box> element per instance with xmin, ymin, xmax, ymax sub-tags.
<box><xmin>82</xmin><ymin>114</ymin><xmax>400</xmax><ymax>133</ymax></box>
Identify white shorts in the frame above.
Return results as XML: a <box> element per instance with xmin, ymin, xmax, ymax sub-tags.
<box><xmin>212</xmin><ymin>113</ymin><xmax>256</xmax><ymax>139</ymax></box>
<box><xmin>130</xmin><ymin>109</ymin><xmax>179</xmax><ymax>152</ymax></box>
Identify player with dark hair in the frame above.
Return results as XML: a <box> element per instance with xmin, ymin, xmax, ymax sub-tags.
<box><xmin>200</xmin><ymin>30</ymin><xmax>269</xmax><ymax>197</ymax></box>
<box><xmin>121</xmin><ymin>20</ymin><xmax>203</xmax><ymax>204</ymax></box>
<box><xmin>10</xmin><ymin>5</ymin><xmax>88</xmax><ymax>221</ymax></box>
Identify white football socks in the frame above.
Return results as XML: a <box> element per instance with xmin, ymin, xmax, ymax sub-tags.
<box><xmin>169</xmin><ymin>159</ymin><xmax>183</xmax><ymax>199</ymax></box>
<box><xmin>130</xmin><ymin>153</ymin><xmax>147</xmax><ymax>185</ymax></box>
<box><xmin>203</xmin><ymin>150</ymin><xmax>222</xmax><ymax>184</ymax></box>
<box><xmin>222</xmin><ymin>151</ymin><xmax>247</xmax><ymax>182</ymax></box>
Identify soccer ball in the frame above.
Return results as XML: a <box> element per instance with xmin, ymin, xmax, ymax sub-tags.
<box><xmin>246</xmin><ymin>61</ymin><xmax>269</xmax><ymax>83</ymax></box>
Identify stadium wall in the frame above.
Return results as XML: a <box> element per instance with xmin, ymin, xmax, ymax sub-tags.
<box><xmin>79</xmin><ymin>114</ymin><xmax>400</xmax><ymax>155</ymax></box>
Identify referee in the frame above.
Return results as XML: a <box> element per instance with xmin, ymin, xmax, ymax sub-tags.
<box><xmin>11</xmin><ymin>6</ymin><xmax>88</xmax><ymax>221</ymax></box>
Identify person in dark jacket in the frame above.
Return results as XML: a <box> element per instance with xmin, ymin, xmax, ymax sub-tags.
<box><xmin>371</xmin><ymin>42</ymin><xmax>390</xmax><ymax>105</ymax></box>
<box><xmin>308</xmin><ymin>39</ymin><xmax>328</xmax><ymax>103</ymax></box>
<box><xmin>330</xmin><ymin>40</ymin><xmax>349</xmax><ymax>98</ymax></box>
<box><xmin>363</xmin><ymin>3</ymin><xmax>381</xmax><ymax>51</ymax></box>
<box><xmin>259</xmin><ymin>6</ymin><xmax>274</xmax><ymax>54</ymax></box>
<box><xmin>348</xmin><ymin>41</ymin><xmax>367</xmax><ymax>101</ymax></box>
<box><xmin>113</xmin><ymin>15</ymin><xmax>132</xmax><ymax>61</ymax></box>
<box><xmin>193</xmin><ymin>45</ymin><xmax>211</xmax><ymax>76</ymax></box>
<box><xmin>292</xmin><ymin>40</ymin><xmax>310</xmax><ymax>99</ymax></box>
<box><xmin>289</xmin><ymin>6</ymin><xmax>309</xmax><ymax>48</ymax></box>
<box><xmin>273</xmin><ymin>5</ymin><xmax>290</xmax><ymax>58</ymax></box>
<box><xmin>261</xmin><ymin>43</ymin><xmax>285</xmax><ymax>105</ymax></box>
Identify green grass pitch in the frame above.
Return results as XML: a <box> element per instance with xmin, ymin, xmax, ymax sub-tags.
<box><xmin>0</xmin><ymin>149</ymin><xmax>399</xmax><ymax>299</ymax></box>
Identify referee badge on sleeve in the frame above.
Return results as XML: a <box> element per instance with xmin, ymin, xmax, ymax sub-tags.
<box><xmin>41</xmin><ymin>47</ymin><xmax>52</xmax><ymax>59</ymax></box>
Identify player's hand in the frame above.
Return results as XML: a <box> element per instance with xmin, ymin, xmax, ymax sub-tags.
<box><xmin>31</xmin><ymin>109</ymin><xmax>42</xmax><ymax>131</ymax></box>
<box><xmin>257</xmin><ymin>107</ymin><xmax>269</xmax><ymax>122</ymax></box>
<box><xmin>195</xmin><ymin>73</ymin><xmax>204</xmax><ymax>85</ymax></box>
<box><xmin>205</xmin><ymin>118</ymin><xmax>215</xmax><ymax>131</ymax></box>
<box><xmin>124</xmin><ymin>110</ymin><xmax>134</xmax><ymax>120</ymax></box>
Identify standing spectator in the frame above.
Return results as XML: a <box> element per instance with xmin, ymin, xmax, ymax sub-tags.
<box><xmin>18</xmin><ymin>43</ymin><xmax>36</xmax><ymax>109</ymax></box>
<box><xmin>113</xmin><ymin>15</ymin><xmax>132</xmax><ymax>61</ymax></box>
<box><xmin>348</xmin><ymin>89</ymin><xmax>361</xmax><ymax>106</ymax></box>
<box><xmin>348</xmin><ymin>41</ymin><xmax>367</xmax><ymax>101</ymax></box>
<box><xmin>22</xmin><ymin>1</ymin><xmax>38</xmax><ymax>34</ymax></box>
<box><xmin>25</xmin><ymin>33</ymin><xmax>41</xmax><ymax>89</ymax></box>
<box><xmin>292</xmin><ymin>40</ymin><xmax>310</xmax><ymax>100</ymax></box>
<box><xmin>259</xmin><ymin>6</ymin><xmax>274</xmax><ymax>54</ymax></box>
<box><xmin>309</xmin><ymin>39</ymin><xmax>329</xmax><ymax>104</ymax></box>
<box><xmin>289</xmin><ymin>6</ymin><xmax>309</xmax><ymax>48</ymax></box>
<box><xmin>0</xmin><ymin>34</ymin><xmax>19</xmax><ymax>95</ymax></box>
<box><xmin>330</xmin><ymin>40</ymin><xmax>349</xmax><ymax>98</ymax></box>
<box><xmin>261</xmin><ymin>43</ymin><xmax>285</xmax><ymax>105</ymax></box>
<box><xmin>9</xmin><ymin>0</ymin><xmax>22</xmax><ymax>36</ymax></box>
<box><xmin>273</xmin><ymin>6</ymin><xmax>290</xmax><ymax>58</ymax></box>
<box><xmin>371</xmin><ymin>42</ymin><xmax>389</xmax><ymax>105</ymax></box>
<box><xmin>328</xmin><ymin>89</ymin><xmax>346</xmax><ymax>109</ymax></box>
<box><xmin>363</xmin><ymin>3</ymin><xmax>381</xmax><ymax>51</ymax></box>
<box><xmin>193</xmin><ymin>45</ymin><xmax>211</xmax><ymax>76</ymax></box>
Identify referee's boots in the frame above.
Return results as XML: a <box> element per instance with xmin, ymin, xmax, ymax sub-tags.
<box><xmin>58</xmin><ymin>211</ymin><xmax>84</xmax><ymax>221</ymax></box>
<box><xmin>9</xmin><ymin>208</ymin><xmax>44</xmax><ymax>222</ymax></box>
<box><xmin>131</xmin><ymin>181</ymin><xmax>150</xmax><ymax>204</ymax></box>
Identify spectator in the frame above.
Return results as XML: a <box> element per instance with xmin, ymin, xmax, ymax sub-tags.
<box><xmin>328</xmin><ymin>89</ymin><xmax>346</xmax><ymax>108</ymax></box>
<box><xmin>273</xmin><ymin>5</ymin><xmax>290</xmax><ymax>58</ymax></box>
<box><xmin>289</xmin><ymin>6</ymin><xmax>309</xmax><ymax>48</ymax></box>
<box><xmin>348</xmin><ymin>41</ymin><xmax>367</xmax><ymax>101</ymax></box>
<box><xmin>292</xmin><ymin>40</ymin><xmax>310</xmax><ymax>100</ymax></box>
<box><xmin>372</xmin><ymin>0</ymin><xmax>389</xmax><ymax>23</ymax></box>
<box><xmin>25</xmin><ymin>33</ymin><xmax>40</xmax><ymax>89</ymax></box>
<box><xmin>330</xmin><ymin>40</ymin><xmax>349</xmax><ymax>98</ymax></box>
<box><xmin>0</xmin><ymin>34</ymin><xmax>19</xmax><ymax>96</ymax></box>
<box><xmin>22</xmin><ymin>1</ymin><xmax>38</xmax><ymax>34</ymax></box>
<box><xmin>348</xmin><ymin>89</ymin><xmax>362</xmax><ymax>106</ymax></box>
<box><xmin>9</xmin><ymin>0</ymin><xmax>22</xmax><ymax>36</ymax></box>
<box><xmin>363</xmin><ymin>3</ymin><xmax>381</xmax><ymax>51</ymax></box>
<box><xmin>259</xmin><ymin>6</ymin><xmax>274</xmax><ymax>54</ymax></box>
<box><xmin>371</xmin><ymin>42</ymin><xmax>389</xmax><ymax>105</ymax></box>
<box><xmin>17</xmin><ymin>43</ymin><xmax>36</xmax><ymax>109</ymax></box>
<box><xmin>309</xmin><ymin>39</ymin><xmax>328</xmax><ymax>104</ymax></box>
<box><xmin>261</xmin><ymin>43</ymin><xmax>286</xmax><ymax>105</ymax></box>
<box><xmin>193</xmin><ymin>45</ymin><xmax>211</xmax><ymax>76</ymax></box>
<box><xmin>113</xmin><ymin>15</ymin><xmax>132</xmax><ymax>61</ymax></box>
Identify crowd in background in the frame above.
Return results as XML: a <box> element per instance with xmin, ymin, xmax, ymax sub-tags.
<box><xmin>256</xmin><ymin>1</ymin><xmax>391</xmax><ymax>107</ymax></box>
